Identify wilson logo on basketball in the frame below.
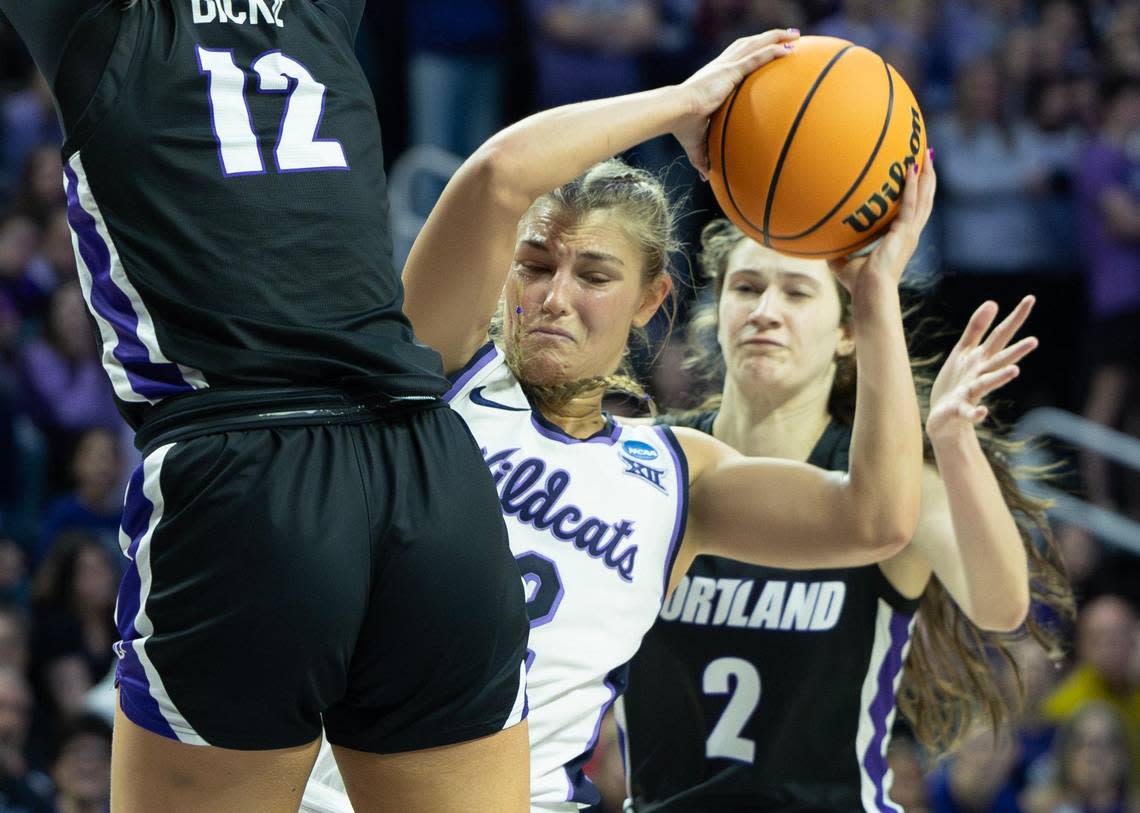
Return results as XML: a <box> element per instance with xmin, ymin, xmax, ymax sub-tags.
<box><xmin>842</xmin><ymin>106</ymin><xmax>925</xmax><ymax>234</ymax></box>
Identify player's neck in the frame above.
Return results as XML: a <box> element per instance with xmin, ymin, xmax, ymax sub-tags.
<box><xmin>714</xmin><ymin>377</ymin><xmax>832</xmax><ymax>462</ymax></box>
<box><xmin>537</xmin><ymin>394</ymin><xmax>607</xmax><ymax>439</ymax></box>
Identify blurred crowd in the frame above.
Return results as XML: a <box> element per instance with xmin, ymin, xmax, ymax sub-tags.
<box><xmin>0</xmin><ymin>1</ymin><xmax>1138</xmax><ymax>811</ymax></box>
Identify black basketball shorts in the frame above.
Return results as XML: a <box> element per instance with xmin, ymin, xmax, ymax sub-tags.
<box><xmin>114</xmin><ymin>404</ymin><xmax>529</xmax><ymax>752</ymax></box>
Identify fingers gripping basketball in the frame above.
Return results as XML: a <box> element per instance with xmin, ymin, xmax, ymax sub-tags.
<box><xmin>707</xmin><ymin>36</ymin><xmax>927</xmax><ymax>259</ymax></box>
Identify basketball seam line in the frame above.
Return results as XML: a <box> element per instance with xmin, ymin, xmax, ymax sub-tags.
<box><xmin>760</xmin><ymin>44</ymin><xmax>854</xmax><ymax>245</ymax></box>
<box><xmin>782</xmin><ymin>220</ymin><xmax>893</xmax><ymax>256</ymax></box>
<box><xmin>718</xmin><ymin>82</ymin><xmax>753</xmax><ymax>243</ymax></box>
<box><xmin>770</xmin><ymin>56</ymin><xmax>896</xmax><ymax>241</ymax></box>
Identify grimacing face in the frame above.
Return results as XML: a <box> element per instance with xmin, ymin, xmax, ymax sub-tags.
<box><xmin>716</xmin><ymin>240</ymin><xmax>853</xmax><ymax>399</ymax></box>
<box><xmin>504</xmin><ymin>207</ymin><xmax>669</xmax><ymax>388</ymax></box>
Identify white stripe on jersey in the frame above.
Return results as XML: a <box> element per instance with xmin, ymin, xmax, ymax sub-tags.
<box><xmin>68</xmin><ymin>153</ymin><xmax>208</xmax><ymax>401</ymax></box>
<box><xmin>854</xmin><ymin>600</ymin><xmax>916</xmax><ymax>812</ymax></box>
<box><xmin>123</xmin><ymin>444</ymin><xmax>208</xmax><ymax>745</ymax></box>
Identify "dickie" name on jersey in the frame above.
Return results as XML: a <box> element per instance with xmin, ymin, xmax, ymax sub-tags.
<box><xmin>661</xmin><ymin>575</ymin><xmax>846</xmax><ymax>631</ymax></box>
<box><xmin>191</xmin><ymin>0</ymin><xmax>284</xmax><ymax>26</ymax></box>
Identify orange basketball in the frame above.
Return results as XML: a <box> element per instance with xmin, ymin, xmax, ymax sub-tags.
<box><xmin>707</xmin><ymin>36</ymin><xmax>927</xmax><ymax>259</ymax></box>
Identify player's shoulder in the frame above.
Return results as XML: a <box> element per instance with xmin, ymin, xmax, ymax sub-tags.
<box><xmin>311</xmin><ymin>0</ymin><xmax>365</xmax><ymax>35</ymax></box>
<box><xmin>662</xmin><ymin>425</ymin><xmax>736</xmax><ymax>484</ymax></box>
<box><xmin>443</xmin><ymin>341</ymin><xmax>508</xmax><ymax>402</ymax></box>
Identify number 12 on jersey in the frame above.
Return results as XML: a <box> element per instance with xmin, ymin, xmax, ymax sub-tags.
<box><xmin>197</xmin><ymin>47</ymin><xmax>348</xmax><ymax>176</ymax></box>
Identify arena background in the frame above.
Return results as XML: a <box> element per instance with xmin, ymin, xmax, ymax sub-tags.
<box><xmin>0</xmin><ymin>1</ymin><xmax>1138</xmax><ymax>811</ymax></box>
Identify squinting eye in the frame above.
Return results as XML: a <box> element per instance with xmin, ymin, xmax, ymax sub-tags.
<box><xmin>787</xmin><ymin>289</ymin><xmax>812</xmax><ymax>299</ymax></box>
<box><xmin>733</xmin><ymin>284</ymin><xmax>759</xmax><ymax>294</ymax></box>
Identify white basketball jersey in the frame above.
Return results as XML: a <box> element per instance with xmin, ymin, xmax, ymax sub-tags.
<box><xmin>450</xmin><ymin>344</ymin><xmax>690</xmax><ymax>811</ymax></box>
<box><xmin>299</xmin><ymin>343</ymin><xmax>690</xmax><ymax>813</ymax></box>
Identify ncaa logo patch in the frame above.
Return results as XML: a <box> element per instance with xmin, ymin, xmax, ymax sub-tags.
<box><xmin>620</xmin><ymin>440</ymin><xmax>668</xmax><ymax>494</ymax></box>
<box><xmin>622</xmin><ymin>440</ymin><xmax>659</xmax><ymax>461</ymax></box>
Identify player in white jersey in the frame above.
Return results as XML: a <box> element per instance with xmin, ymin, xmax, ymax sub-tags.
<box><xmin>302</xmin><ymin>29</ymin><xmax>936</xmax><ymax>812</ymax></box>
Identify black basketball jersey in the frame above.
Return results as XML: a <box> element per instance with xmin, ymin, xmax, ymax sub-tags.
<box><xmin>619</xmin><ymin>413</ymin><xmax>921</xmax><ymax>813</ymax></box>
<box><xmin>30</xmin><ymin>0</ymin><xmax>447</xmax><ymax>427</ymax></box>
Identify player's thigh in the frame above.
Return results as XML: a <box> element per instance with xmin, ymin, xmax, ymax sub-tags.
<box><xmin>115</xmin><ymin>427</ymin><xmax>372</xmax><ymax>750</ymax></box>
<box><xmin>111</xmin><ymin>701</ymin><xmax>321</xmax><ymax>813</ymax></box>
<box><xmin>331</xmin><ymin>722</ymin><xmax>530</xmax><ymax>813</ymax></box>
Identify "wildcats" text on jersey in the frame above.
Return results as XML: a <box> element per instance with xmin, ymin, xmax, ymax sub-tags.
<box><xmin>484</xmin><ymin>447</ymin><xmax>639</xmax><ymax>582</ymax></box>
<box><xmin>660</xmin><ymin>575</ymin><xmax>846</xmax><ymax>631</ymax></box>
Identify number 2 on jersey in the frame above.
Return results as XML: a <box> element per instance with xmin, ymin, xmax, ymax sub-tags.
<box><xmin>515</xmin><ymin>552</ymin><xmax>563</xmax><ymax>672</ymax></box>
<box><xmin>197</xmin><ymin>47</ymin><xmax>348</xmax><ymax>176</ymax></box>
<box><xmin>703</xmin><ymin>657</ymin><xmax>761</xmax><ymax>763</ymax></box>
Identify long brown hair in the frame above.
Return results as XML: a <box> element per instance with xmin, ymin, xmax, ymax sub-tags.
<box><xmin>680</xmin><ymin>218</ymin><xmax>1074</xmax><ymax>754</ymax></box>
<box><xmin>495</xmin><ymin>158</ymin><xmax>681</xmax><ymax>414</ymax></box>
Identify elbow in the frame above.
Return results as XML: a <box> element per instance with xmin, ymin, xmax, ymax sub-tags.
<box><xmin>467</xmin><ymin>142</ymin><xmax>540</xmax><ymax>216</ymax></box>
<box><xmin>878</xmin><ymin>524</ymin><xmax>914</xmax><ymax>559</ymax></box>
<box><xmin>877</xmin><ymin>504</ymin><xmax>922</xmax><ymax>558</ymax></box>
<box><xmin>846</xmin><ymin>476</ymin><xmax>922</xmax><ymax>561</ymax></box>
<box><xmin>975</xmin><ymin>589</ymin><xmax>1031</xmax><ymax>633</ymax></box>
<box><xmin>852</xmin><ymin>515</ymin><xmax>914</xmax><ymax>562</ymax></box>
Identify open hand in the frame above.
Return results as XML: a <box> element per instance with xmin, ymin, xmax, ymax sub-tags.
<box><xmin>673</xmin><ymin>29</ymin><xmax>799</xmax><ymax>178</ymax></box>
<box><xmin>926</xmin><ymin>295</ymin><xmax>1038</xmax><ymax>443</ymax></box>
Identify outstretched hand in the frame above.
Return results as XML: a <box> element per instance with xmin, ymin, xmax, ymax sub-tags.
<box><xmin>926</xmin><ymin>295</ymin><xmax>1039</xmax><ymax>443</ymax></box>
<box><xmin>673</xmin><ymin>28</ymin><xmax>800</xmax><ymax>179</ymax></box>
<box><xmin>828</xmin><ymin>153</ymin><xmax>936</xmax><ymax>295</ymax></box>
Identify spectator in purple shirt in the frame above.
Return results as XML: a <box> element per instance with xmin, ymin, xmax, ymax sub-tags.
<box><xmin>0</xmin><ymin>70</ymin><xmax>60</xmax><ymax>199</ymax></box>
<box><xmin>0</xmin><ymin>214</ymin><xmax>46</xmax><ymax>323</ymax></box>
<box><xmin>17</xmin><ymin>282</ymin><xmax>122</xmax><ymax>497</ymax></box>
<box><xmin>35</xmin><ymin>428</ymin><xmax>123</xmax><ymax>570</ymax></box>
<box><xmin>527</xmin><ymin>0</ymin><xmax>661</xmax><ymax>108</ymax></box>
<box><xmin>1077</xmin><ymin>78</ymin><xmax>1140</xmax><ymax>511</ymax></box>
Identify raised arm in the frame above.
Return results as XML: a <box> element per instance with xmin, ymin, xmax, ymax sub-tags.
<box><xmin>401</xmin><ymin>29</ymin><xmax>799</xmax><ymax>372</ymax></box>
<box><xmin>881</xmin><ymin>297</ymin><xmax>1040</xmax><ymax>631</ymax></box>
<box><xmin>674</xmin><ymin>156</ymin><xmax>934</xmax><ymax>579</ymax></box>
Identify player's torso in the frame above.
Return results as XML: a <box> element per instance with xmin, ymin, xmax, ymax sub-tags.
<box><xmin>64</xmin><ymin>0</ymin><xmax>445</xmax><ymax>426</ymax></box>
<box><xmin>446</xmin><ymin>345</ymin><xmax>688</xmax><ymax>811</ymax></box>
<box><xmin>620</xmin><ymin>417</ymin><xmax>919</xmax><ymax>813</ymax></box>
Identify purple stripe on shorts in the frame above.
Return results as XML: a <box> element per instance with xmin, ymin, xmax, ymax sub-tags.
<box><xmin>863</xmin><ymin>611</ymin><xmax>912</xmax><ymax>811</ymax></box>
<box><xmin>116</xmin><ymin>559</ymin><xmax>143</xmax><ymax>644</ymax></box>
<box><xmin>443</xmin><ymin>342</ymin><xmax>498</xmax><ymax>401</ymax></box>
<box><xmin>117</xmin><ymin>646</ymin><xmax>178</xmax><ymax>740</ymax></box>
<box><xmin>64</xmin><ymin>164</ymin><xmax>194</xmax><ymax>400</ymax></box>
<box><xmin>115</xmin><ymin>462</ymin><xmax>151</xmax><ymax>641</ymax></box>
<box><xmin>119</xmin><ymin>463</ymin><xmax>149</xmax><ymax>558</ymax></box>
<box><xmin>113</xmin><ymin>458</ymin><xmax>177</xmax><ymax>740</ymax></box>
